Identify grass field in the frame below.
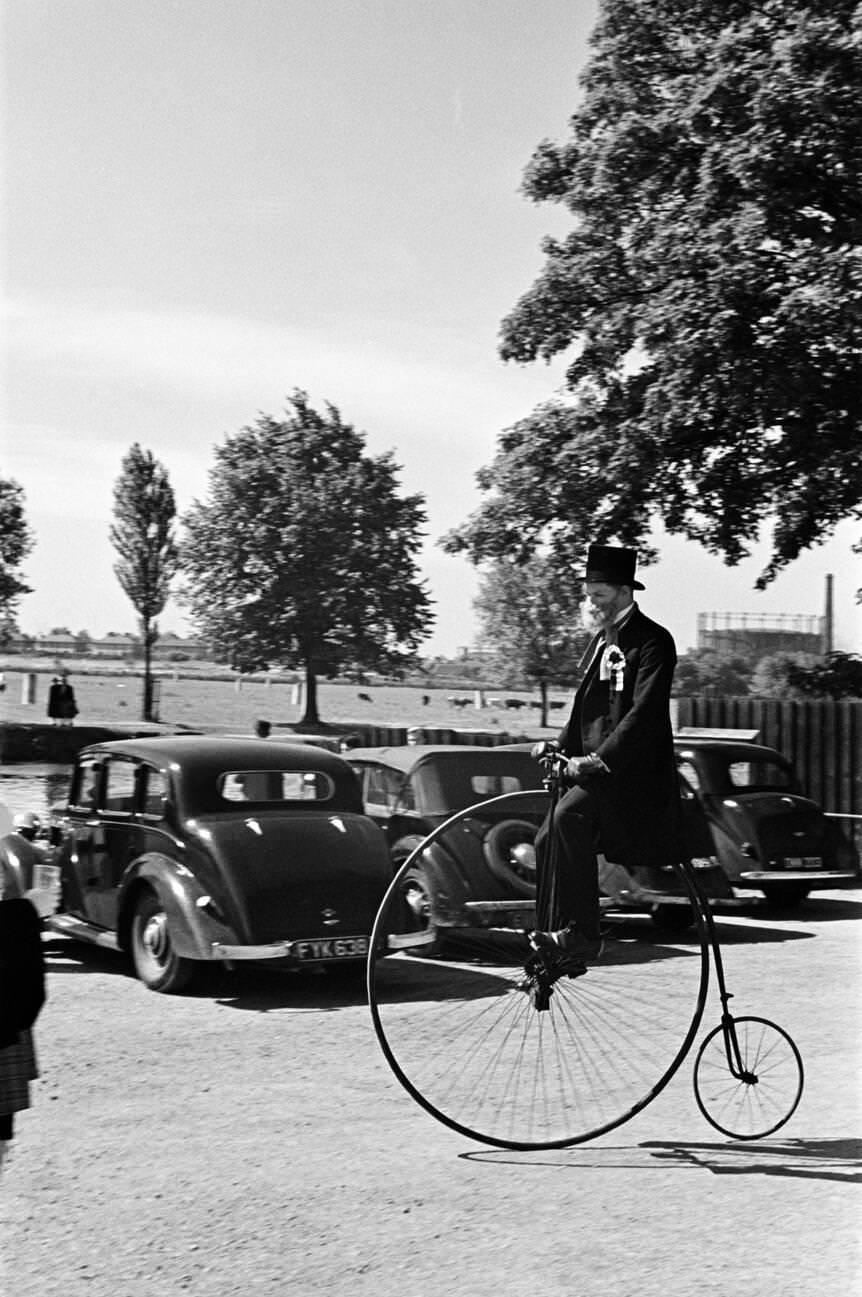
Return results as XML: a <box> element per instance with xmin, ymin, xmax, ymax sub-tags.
<box><xmin>0</xmin><ymin>664</ymin><xmax>561</xmax><ymax>740</ymax></box>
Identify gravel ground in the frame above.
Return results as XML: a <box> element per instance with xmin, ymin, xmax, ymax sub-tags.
<box><xmin>2</xmin><ymin>890</ymin><xmax>860</xmax><ymax>1297</ymax></box>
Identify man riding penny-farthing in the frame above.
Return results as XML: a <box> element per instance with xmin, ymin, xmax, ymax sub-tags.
<box><xmin>368</xmin><ymin>545</ymin><xmax>804</xmax><ymax>1150</ymax></box>
<box><xmin>530</xmin><ymin>544</ymin><xmax>679</xmax><ymax>972</ymax></box>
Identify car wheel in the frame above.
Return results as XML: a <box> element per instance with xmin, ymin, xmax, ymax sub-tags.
<box><xmin>130</xmin><ymin>890</ymin><xmax>195</xmax><ymax>993</ymax></box>
<box><xmin>482</xmin><ymin>819</ymin><xmax>538</xmax><ymax>896</ymax></box>
<box><xmin>760</xmin><ymin>882</ymin><xmax>810</xmax><ymax>909</ymax></box>
<box><xmin>397</xmin><ymin>865</ymin><xmax>439</xmax><ymax>955</ymax></box>
<box><xmin>650</xmin><ymin>903</ymin><xmax>696</xmax><ymax>933</ymax></box>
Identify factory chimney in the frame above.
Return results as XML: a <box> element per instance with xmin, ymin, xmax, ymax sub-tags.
<box><xmin>822</xmin><ymin>573</ymin><xmax>834</xmax><ymax>655</ymax></box>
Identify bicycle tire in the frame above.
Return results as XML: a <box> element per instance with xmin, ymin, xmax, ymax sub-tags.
<box><xmin>693</xmin><ymin>1015</ymin><xmax>804</xmax><ymax>1140</ymax></box>
<box><xmin>368</xmin><ymin>790</ymin><xmax>710</xmax><ymax>1150</ymax></box>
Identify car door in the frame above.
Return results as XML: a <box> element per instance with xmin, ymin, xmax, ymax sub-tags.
<box><xmin>70</xmin><ymin>756</ymin><xmax>140</xmax><ymax>930</ymax></box>
<box><xmin>65</xmin><ymin>754</ymin><xmax>108</xmax><ymax>920</ymax></box>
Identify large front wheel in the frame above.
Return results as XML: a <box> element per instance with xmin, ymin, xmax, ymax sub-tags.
<box><xmin>368</xmin><ymin>791</ymin><xmax>710</xmax><ymax>1149</ymax></box>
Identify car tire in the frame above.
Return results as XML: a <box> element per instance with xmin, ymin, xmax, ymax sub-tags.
<box><xmin>650</xmin><ymin>903</ymin><xmax>696</xmax><ymax>933</ymax></box>
<box><xmin>760</xmin><ymin>882</ymin><xmax>810</xmax><ymax>909</ymax></box>
<box><xmin>397</xmin><ymin>865</ymin><xmax>439</xmax><ymax>956</ymax></box>
<box><xmin>130</xmin><ymin>889</ymin><xmax>195</xmax><ymax>993</ymax></box>
<box><xmin>482</xmin><ymin>819</ymin><xmax>538</xmax><ymax>896</ymax></box>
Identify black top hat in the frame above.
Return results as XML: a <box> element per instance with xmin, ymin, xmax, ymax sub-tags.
<box><xmin>581</xmin><ymin>544</ymin><xmax>644</xmax><ymax>590</ymax></box>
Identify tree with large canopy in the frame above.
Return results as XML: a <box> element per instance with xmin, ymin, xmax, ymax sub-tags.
<box><xmin>110</xmin><ymin>445</ymin><xmax>179</xmax><ymax>721</ymax></box>
<box><xmin>180</xmin><ymin>391</ymin><xmax>433</xmax><ymax>726</ymax></box>
<box><xmin>474</xmin><ymin>557</ymin><xmax>589</xmax><ymax>725</ymax></box>
<box><xmin>0</xmin><ymin>477</ymin><xmax>34</xmax><ymax>621</ymax></box>
<box><xmin>446</xmin><ymin>0</ymin><xmax>862</xmax><ymax>585</ymax></box>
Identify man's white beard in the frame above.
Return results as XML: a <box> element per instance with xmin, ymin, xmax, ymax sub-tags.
<box><xmin>580</xmin><ymin>600</ymin><xmax>608</xmax><ymax>633</ymax></box>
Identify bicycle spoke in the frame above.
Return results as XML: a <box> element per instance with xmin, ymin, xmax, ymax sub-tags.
<box><xmin>369</xmin><ymin>794</ymin><xmax>709</xmax><ymax>1148</ymax></box>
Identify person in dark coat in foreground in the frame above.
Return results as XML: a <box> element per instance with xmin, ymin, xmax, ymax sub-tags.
<box><xmin>532</xmin><ymin>545</ymin><xmax>679</xmax><ymax>966</ymax></box>
<box><xmin>0</xmin><ymin>865</ymin><xmax>46</xmax><ymax>1172</ymax></box>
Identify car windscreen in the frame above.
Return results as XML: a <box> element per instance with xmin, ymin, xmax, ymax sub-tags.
<box><xmin>218</xmin><ymin>769</ymin><xmax>335</xmax><ymax>804</ymax></box>
<box><xmin>412</xmin><ymin>755</ymin><xmax>542</xmax><ymax>816</ymax></box>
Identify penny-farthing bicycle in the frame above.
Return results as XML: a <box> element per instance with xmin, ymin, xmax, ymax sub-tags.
<box><xmin>367</xmin><ymin>752</ymin><xmax>804</xmax><ymax>1150</ymax></box>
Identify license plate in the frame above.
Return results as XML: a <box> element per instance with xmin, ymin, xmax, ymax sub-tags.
<box><xmin>784</xmin><ymin>856</ymin><xmax>822</xmax><ymax>870</ymax></box>
<box><xmin>292</xmin><ymin>936</ymin><xmax>369</xmax><ymax>961</ymax></box>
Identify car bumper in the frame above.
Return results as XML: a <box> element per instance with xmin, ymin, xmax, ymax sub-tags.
<box><xmin>737</xmin><ymin>870</ymin><xmax>859</xmax><ymax>888</ymax></box>
<box><xmin>211</xmin><ymin>936</ymin><xmax>370</xmax><ymax>962</ymax></box>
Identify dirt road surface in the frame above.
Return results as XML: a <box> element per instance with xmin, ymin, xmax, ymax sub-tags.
<box><xmin>3</xmin><ymin>891</ymin><xmax>860</xmax><ymax>1297</ymax></box>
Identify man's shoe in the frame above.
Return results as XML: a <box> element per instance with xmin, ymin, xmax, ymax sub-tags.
<box><xmin>552</xmin><ymin>925</ymin><xmax>603</xmax><ymax>962</ymax></box>
<box><xmin>528</xmin><ymin>926</ymin><xmax>603</xmax><ymax>965</ymax></box>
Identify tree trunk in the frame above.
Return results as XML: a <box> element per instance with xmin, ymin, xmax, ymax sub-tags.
<box><xmin>538</xmin><ymin>678</ymin><xmax>549</xmax><ymax>728</ymax></box>
<box><xmin>142</xmin><ymin>618</ymin><xmax>153</xmax><ymax>722</ymax></box>
<box><xmin>299</xmin><ymin>658</ymin><xmax>321</xmax><ymax>727</ymax></box>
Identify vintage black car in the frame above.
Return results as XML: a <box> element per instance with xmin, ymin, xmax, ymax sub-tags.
<box><xmin>43</xmin><ymin>736</ymin><xmax>392</xmax><ymax>992</ymax></box>
<box><xmin>349</xmin><ymin>744</ymin><xmax>548</xmax><ymax>942</ymax></box>
<box><xmin>674</xmin><ymin>736</ymin><xmax>860</xmax><ymax>907</ymax></box>
<box><xmin>350</xmin><ymin>736</ymin><xmax>859</xmax><ymax>946</ymax></box>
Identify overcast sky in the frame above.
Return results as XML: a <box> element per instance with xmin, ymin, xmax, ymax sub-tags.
<box><xmin>3</xmin><ymin>0</ymin><xmax>859</xmax><ymax>656</ymax></box>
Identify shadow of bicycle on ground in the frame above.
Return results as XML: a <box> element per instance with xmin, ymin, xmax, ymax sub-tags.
<box><xmin>462</xmin><ymin>1137</ymin><xmax>862</xmax><ymax>1184</ymax></box>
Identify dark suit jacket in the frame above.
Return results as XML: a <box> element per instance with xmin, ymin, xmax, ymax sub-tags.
<box><xmin>0</xmin><ymin>899</ymin><xmax>46</xmax><ymax>1049</ymax></box>
<box><xmin>558</xmin><ymin>606</ymin><xmax>680</xmax><ymax>867</ymax></box>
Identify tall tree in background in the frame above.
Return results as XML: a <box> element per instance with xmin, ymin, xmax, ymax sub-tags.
<box><xmin>474</xmin><ymin>557</ymin><xmax>588</xmax><ymax>726</ymax></box>
<box><xmin>448</xmin><ymin>0</ymin><xmax>862</xmax><ymax>582</ymax></box>
<box><xmin>110</xmin><ymin>445</ymin><xmax>179</xmax><ymax>721</ymax></box>
<box><xmin>0</xmin><ymin>477</ymin><xmax>34</xmax><ymax>620</ymax></box>
<box><xmin>180</xmin><ymin>391</ymin><xmax>433</xmax><ymax>726</ymax></box>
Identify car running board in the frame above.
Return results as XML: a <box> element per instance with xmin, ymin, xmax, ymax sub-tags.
<box><xmin>46</xmin><ymin>913</ymin><xmax>122</xmax><ymax>951</ymax></box>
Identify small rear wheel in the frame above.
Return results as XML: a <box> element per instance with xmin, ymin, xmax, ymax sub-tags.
<box><xmin>130</xmin><ymin>890</ymin><xmax>195</xmax><ymax>993</ymax></box>
<box><xmin>693</xmin><ymin>1015</ymin><xmax>804</xmax><ymax>1139</ymax></box>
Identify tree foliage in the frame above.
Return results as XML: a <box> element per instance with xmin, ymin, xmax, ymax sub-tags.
<box><xmin>110</xmin><ymin>445</ymin><xmax>179</xmax><ymax>720</ymax></box>
<box><xmin>786</xmin><ymin>650</ymin><xmax>862</xmax><ymax>698</ymax></box>
<box><xmin>674</xmin><ymin>649</ymin><xmax>753</xmax><ymax>697</ymax></box>
<box><xmin>474</xmin><ymin>557</ymin><xmax>588</xmax><ymax>724</ymax></box>
<box><xmin>449</xmin><ymin>0</ymin><xmax>862</xmax><ymax>583</ymax></box>
<box><xmin>747</xmin><ymin>651</ymin><xmax>817</xmax><ymax>698</ymax></box>
<box><xmin>180</xmin><ymin>392</ymin><xmax>433</xmax><ymax>725</ymax></box>
<box><xmin>0</xmin><ymin>477</ymin><xmax>34</xmax><ymax>619</ymax></box>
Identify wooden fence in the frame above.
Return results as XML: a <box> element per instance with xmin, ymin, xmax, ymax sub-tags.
<box><xmin>674</xmin><ymin>696</ymin><xmax>861</xmax><ymax>822</ymax></box>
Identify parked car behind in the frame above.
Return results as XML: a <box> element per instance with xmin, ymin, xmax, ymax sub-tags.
<box><xmin>674</xmin><ymin>736</ymin><xmax>860</xmax><ymax>907</ymax></box>
<box><xmin>348</xmin><ymin>742</ymin><xmax>724</xmax><ymax>940</ymax></box>
<box><xmin>348</xmin><ymin>745</ymin><xmax>547</xmax><ymax>943</ymax></box>
<box><xmin>42</xmin><ymin>736</ymin><xmax>392</xmax><ymax>992</ymax></box>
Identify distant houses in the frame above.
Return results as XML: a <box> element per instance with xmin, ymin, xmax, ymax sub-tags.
<box><xmin>4</xmin><ymin>628</ymin><xmax>209</xmax><ymax>661</ymax></box>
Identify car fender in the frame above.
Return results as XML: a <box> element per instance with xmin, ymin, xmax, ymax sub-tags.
<box><xmin>117</xmin><ymin>853</ymin><xmax>239</xmax><ymax>960</ymax></box>
<box><xmin>391</xmin><ymin>834</ymin><xmax>427</xmax><ymax>869</ymax></box>
<box><xmin>403</xmin><ymin>841</ymin><xmax>474</xmax><ymax>925</ymax></box>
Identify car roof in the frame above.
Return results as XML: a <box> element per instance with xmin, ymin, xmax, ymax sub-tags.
<box><xmin>346</xmin><ymin>744</ymin><xmax>539</xmax><ymax>773</ymax></box>
<box><xmin>77</xmin><ymin>734</ymin><xmax>355</xmax><ymax>777</ymax></box>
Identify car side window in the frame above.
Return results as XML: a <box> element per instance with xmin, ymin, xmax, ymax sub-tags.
<box><xmin>364</xmin><ymin>766</ymin><xmax>404</xmax><ymax>811</ymax></box>
<box><xmin>70</xmin><ymin>757</ymin><xmax>104</xmax><ymax>812</ymax></box>
<box><xmin>471</xmin><ymin>774</ymin><xmax>523</xmax><ymax>797</ymax></box>
<box><xmin>140</xmin><ymin>766</ymin><xmax>168</xmax><ymax>818</ymax></box>
<box><xmin>103</xmin><ymin>758</ymin><xmax>138</xmax><ymax>813</ymax></box>
<box><xmin>676</xmin><ymin>760</ymin><xmax>702</xmax><ymax>794</ymax></box>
